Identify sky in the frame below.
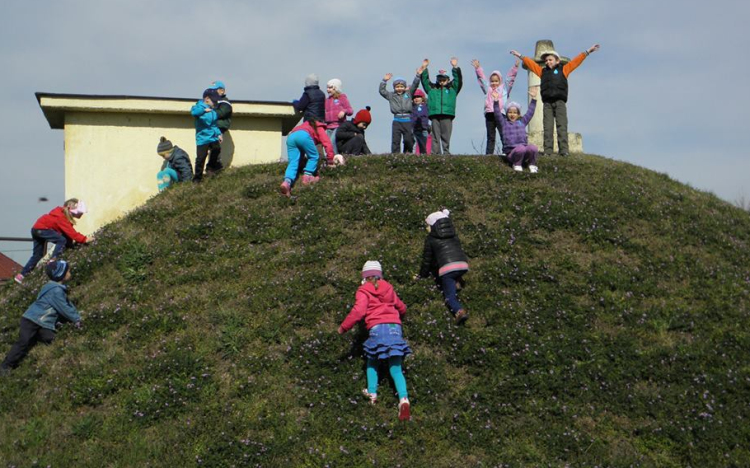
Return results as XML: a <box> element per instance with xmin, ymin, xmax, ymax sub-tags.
<box><xmin>1</xmin><ymin>0</ymin><xmax>749</xmax><ymax>264</ymax></box>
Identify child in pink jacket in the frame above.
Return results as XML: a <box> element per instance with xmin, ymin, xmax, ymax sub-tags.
<box><xmin>471</xmin><ymin>58</ymin><xmax>519</xmax><ymax>155</ymax></box>
<box><xmin>280</xmin><ymin>118</ymin><xmax>336</xmax><ymax>197</ymax></box>
<box><xmin>338</xmin><ymin>261</ymin><xmax>412</xmax><ymax>421</ymax></box>
<box><xmin>324</xmin><ymin>79</ymin><xmax>353</xmax><ymax>153</ymax></box>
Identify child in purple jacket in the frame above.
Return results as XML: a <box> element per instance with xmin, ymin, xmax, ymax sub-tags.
<box><xmin>411</xmin><ymin>89</ymin><xmax>430</xmax><ymax>154</ymax></box>
<box><xmin>492</xmin><ymin>87</ymin><xmax>540</xmax><ymax>173</ymax></box>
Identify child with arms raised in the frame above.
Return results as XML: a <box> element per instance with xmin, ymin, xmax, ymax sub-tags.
<box><xmin>493</xmin><ymin>87</ymin><xmax>540</xmax><ymax>173</ymax></box>
<box><xmin>420</xmin><ymin>57</ymin><xmax>462</xmax><ymax>155</ymax></box>
<box><xmin>338</xmin><ymin>261</ymin><xmax>412</xmax><ymax>421</ymax></box>
<box><xmin>379</xmin><ymin>72</ymin><xmax>420</xmax><ymax>153</ymax></box>
<box><xmin>471</xmin><ymin>58</ymin><xmax>519</xmax><ymax>155</ymax></box>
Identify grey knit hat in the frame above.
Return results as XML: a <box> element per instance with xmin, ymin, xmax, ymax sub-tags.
<box><xmin>157</xmin><ymin>136</ymin><xmax>173</xmax><ymax>153</ymax></box>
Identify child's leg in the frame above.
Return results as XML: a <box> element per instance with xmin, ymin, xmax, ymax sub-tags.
<box><xmin>21</xmin><ymin>232</ymin><xmax>48</xmax><ymax>276</ymax></box>
<box><xmin>554</xmin><ymin>102</ymin><xmax>569</xmax><ymax>155</ymax></box>
<box><xmin>388</xmin><ymin>356</ymin><xmax>408</xmax><ymax>399</ymax></box>
<box><xmin>194</xmin><ymin>145</ymin><xmax>209</xmax><ymax>179</ymax></box>
<box><xmin>390</xmin><ymin>121</ymin><xmax>402</xmax><ymax>153</ymax></box>
<box><xmin>207</xmin><ymin>141</ymin><xmax>223</xmax><ymax>171</ymax></box>
<box><xmin>1</xmin><ymin>318</ymin><xmax>50</xmax><ymax>370</ymax></box>
<box><xmin>440</xmin><ymin>271</ymin><xmax>464</xmax><ymax>315</ymax></box>
<box><xmin>430</xmin><ymin>118</ymin><xmax>442</xmax><ymax>154</ymax></box>
<box><xmin>366</xmin><ymin>358</ymin><xmax>379</xmax><ymax>395</ymax></box>
<box><xmin>441</xmin><ymin>119</ymin><xmax>453</xmax><ymax>155</ymax></box>
<box><xmin>326</xmin><ymin>128</ymin><xmax>338</xmax><ymax>154</ymax></box>
<box><xmin>414</xmin><ymin>130</ymin><xmax>427</xmax><ymax>154</ymax></box>
<box><xmin>542</xmin><ymin>102</ymin><xmax>555</xmax><ymax>154</ymax></box>
<box><xmin>525</xmin><ymin>144</ymin><xmax>539</xmax><ymax>166</ymax></box>
<box><xmin>298</xmin><ymin>134</ymin><xmax>320</xmax><ymax>175</ymax></box>
<box><xmin>402</xmin><ymin>122</ymin><xmax>414</xmax><ymax>153</ymax></box>
<box><xmin>507</xmin><ymin>147</ymin><xmax>524</xmax><ymax>167</ymax></box>
<box><xmin>284</xmin><ymin>133</ymin><xmax>304</xmax><ymax>184</ymax></box>
<box><xmin>484</xmin><ymin>112</ymin><xmax>496</xmax><ymax>155</ymax></box>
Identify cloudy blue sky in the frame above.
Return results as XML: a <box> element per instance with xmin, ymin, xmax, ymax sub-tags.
<box><xmin>1</xmin><ymin>0</ymin><xmax>748</xmax><ymax>264</ymax></box>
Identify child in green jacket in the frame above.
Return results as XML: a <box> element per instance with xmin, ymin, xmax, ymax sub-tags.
<box><xmin>420</xmin><ymin>57</ymin><xmax>462</xmax><ymax>155</ymax></box>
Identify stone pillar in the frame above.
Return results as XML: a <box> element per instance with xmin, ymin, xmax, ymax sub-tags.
<box><xmin>523</xmin><ymin>40</ymin><xmax>583</xmax><ymax>154</ymax></box>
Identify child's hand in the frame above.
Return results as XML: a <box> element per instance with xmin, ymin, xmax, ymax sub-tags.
<box><xmin>450</xmin><ymin>57</ymin><xmax>458</xmax><ymax>68</ymax></box>
<box><xmin>529</xmin><ymin>86</ymin><xmax>539</xmax><ymax>99</ymax></box>
<box><xmin>510</xmin><ymin>50</ymin><xmax>522</xmax><ymax>58</ymax></box>
<box><xmin>491</xmin><ymin>90</ymin><xmax>499</xmax><ymax>101</ymax></box>
<box><xmin>588</xmin><ymin>44</ymin><xmax>600</xmax><ymax>54</ymax></box>
<box><xmin>413</xmin><ymin>273</ymin><xmax>421</xmax><ymax>280</ymax></box>
<box><xmin>383</xmin><ymin>73</ymin><xmax>392</xmax><ymax>81</ymax></box>
<box><xmin>514</xmin><ymin>58</ymin><xmax>520</xmax><ymax>67</ymax></box>
<box><xmin>219</xmin><ymin>134</ymin><xmax>224</xmax><ymax>143</ymax></box>
<box><xmin>337</xmin><ymin>111</ymin><xmax>345</xmax><ymax>120</ymax></box>
<box><xmin>337</xmin><ymin>326</ymin><xmax>345</xmax><ymax>335</ymax></box>
<box><xmin>422</xmin><ymin>58</ymin><xmax>430</xmax><ymax>69</ymax></box>
<box><xmin>471</xmin><ymin>59</ymin><xmax>480</xmax><ymax>69</ymax></box>
<box><xmin>75</xmin><ymin>321</ymin><xmax>82</xmax><ymax>330</ymax></box>
<box><xmin>416</xmin><ymin>66</ymin><xmax>425</xmax><ymax>75</ymax></box>
<box><xmin>204</xmin><ymin>108</ymin><xmax>212</xmax><ymax>113</ymax></box>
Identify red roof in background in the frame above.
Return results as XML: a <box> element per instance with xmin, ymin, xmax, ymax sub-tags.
<box><xmin>0</xmin><ymin>253</ymin><xmax>22</xmax><ymax>279</ymax></box>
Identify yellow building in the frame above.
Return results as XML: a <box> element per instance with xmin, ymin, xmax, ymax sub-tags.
<box><xmin>36</xmin><ymin>92</ymin><xmax>300</xmax><ymax>235</ymax></box>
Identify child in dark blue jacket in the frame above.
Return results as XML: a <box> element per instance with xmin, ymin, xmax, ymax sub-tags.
<box><xmin>1</xmin><ymin>261</ymin><xmax>81</xmax><ymax>375</ymax></box>
<box><xmin>293</xmin><ymin>74</ymin><xmax>326</xmax><ymax>123</ymax></box>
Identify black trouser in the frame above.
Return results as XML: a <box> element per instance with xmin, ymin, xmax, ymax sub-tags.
<box><xmin>194</xmin><ymin>141</ymin><xmax>222</xmax><ymax>180</ymax></box>
<box><xmin>543</xmin><ymin>100</ymin><xmax>568</xmax><ymax>154</ymax></box>
<box><xmin>339</xmin><ymin>135</ymin><xmax>370</xmax><ymax>155</ymax></box>
<box><xmin>1</xmin><ymin>318</ymin><xmax>55</xmax><ymax>370</ymax></box>
<box><xmin>484</xmin><ymin>112</ymin><xmax>501</xmax><ymax>155</ymax></box>
<box><xmin>391</xmin><ymin>120</ymin><xmax>414</xmax><ymax>153</ymax></box>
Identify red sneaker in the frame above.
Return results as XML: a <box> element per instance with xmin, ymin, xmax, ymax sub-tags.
<box><xmin>301</xmin><ymin>174</ymin><xmax>319</xmax><ymax>185</ymax></box>
<box><xmin>398</xmin><ymin>398</ymin><xmax>411</xmax><ymax>421</ymax></box>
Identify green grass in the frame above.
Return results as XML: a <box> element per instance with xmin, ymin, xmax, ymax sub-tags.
<box><xmin>1</xmin><ymin>154</ymin><xmax>749</xmax><ymax>467</ymax></box>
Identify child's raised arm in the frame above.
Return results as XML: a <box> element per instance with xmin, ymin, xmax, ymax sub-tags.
<box><xmin>379</xmin><ymin>73</ymin><xmax>393</xmax><ymax>99</ymax></box>
<box><xmin>520</xmin><ymin>87</ymin><xmax>539</xmax><ymax>125</ymax></box>
<box><xmin>472</xmin><ymin>59</ymin><xmax>488</xmax><ymax>95</ymax></box>
<box><xmin>511</xmin><ymin>50</ymin><xmax>543</xmax><ymax>78</ymax></box>
<box><xmin>420</xmin><ymin>58</ymin><xmax>432</xmax><ymax>90</ymax></box>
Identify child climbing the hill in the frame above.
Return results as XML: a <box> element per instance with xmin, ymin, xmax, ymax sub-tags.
<box><xmin>15</xmin><ymin>199</ymin><xmax>92</xmax><ymax>284</ymax></box>
<box><xmin>336</xmin><ymin>107</ymin><xmax>372</xmax><ymax>156</ymax></box>
<box><xmin>190</xmin><ymin>89</ymin><xmax>222</xmax><ymax>182</ymax></box>
<box><xmin>280</xmin><ymin>117</ymin><xmax>338</xmax><ymax>197</ymax></box>
<box><xmin>293</xmin><ymin>74</ymin><xmax>326</xmax><ymax>123</ymax></box>
<box><xmin>510</xmin><ymin>44</ymin><xmax>599</xmax><ymax>156</ymax></box>
<box><xmin>471</xmin><ymin>58</ymin><xmax>519</xmax><ymax>155</ymax></box>
<box><xmin>156</xmin><ymin>136</ymin><xmax>193</xmax><ymax>190</ymax></box>
<box><xmin>420</xmin><ymin>57</ymin><xmax>462</xmax><ymax>155</ymax></box>
<box><xmin>324</xmin><ymin>79</ymin><xmax>353</xmax><ymax>153</ymax></box>
<box><xmin>338</xmin><ymin>261</ymin><xmax>412</xmax><ymax>421</ymax></box>
<box><xmin>416</xmin><ymin>209</ymin><xmax>469</xmax><ymax>324</ymax></box>
<box><xmin>1</xmin><ymin>261</ymin><xmax>81</xmax><ymax>375</ymax></box>
<box><xmin>379</xmin><ymin>72</ymin><xmax>420</xmax><ymax>153</ymax></box>
<box><xmin>411</xmin><ymin>89</ymin><xmax>430</xmax><ymax>154</ymax></box>
<box><xmin>493</xmin><ymin>87</ymin><xmax>540</xmax><ymax>173</ymax></box>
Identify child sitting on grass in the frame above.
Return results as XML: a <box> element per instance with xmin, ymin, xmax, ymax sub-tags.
<box><xmin>156</xmin><ymin>136</ymin><xmax>193</xmax><ymax>190</ymax></box>
<box><xmin>1</xmin><ymin>261</ymin><xmax>81</xmax><ymax>375</ymax></box>
<box><xmin>338</xmin><ymin>261</ymin><xmax>412</xmax><ymax>421</ymax></box>
<box><xmin>493</xmin><ymin>87</ymin><xmax>540</xmax><ymax>173</ymax></box>
<box><xmin>336</xmin><ymin>107</ymin><xmax>372</xmax><ymax>156</ymax></box>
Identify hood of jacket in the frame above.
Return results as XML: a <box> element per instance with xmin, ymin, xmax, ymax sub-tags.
<box><xmin>430</xmin><ymin>217</ymin><xmax>456</xmax><ymax>239</ymax></box>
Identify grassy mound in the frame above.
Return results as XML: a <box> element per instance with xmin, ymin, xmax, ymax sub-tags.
<box><xmin>1</xmin><ymin>154</ymin><xmax>749</xmax><ymax>467</ymax></box>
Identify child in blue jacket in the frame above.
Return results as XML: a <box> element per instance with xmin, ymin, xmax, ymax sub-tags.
<box><xmin>1</xmin><ymin>260</ymin><xmax>81</xmax><ymax>375</ymax></box>
<box><xmin>190</xmin><ymin>89</ymin><xmax>223</xmax><ymax>182</ymax></box>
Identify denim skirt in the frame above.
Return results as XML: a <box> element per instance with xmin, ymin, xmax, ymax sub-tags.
<box><xmin>363</xmin><ymin>323</ymin><xmax>412</xmax><ymax>360</ymax></box>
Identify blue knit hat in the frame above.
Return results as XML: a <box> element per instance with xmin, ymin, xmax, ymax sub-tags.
<box><xmin>46</xmin><ymin>260</ymin><xmax>70</xmax><ymax>282</ymax></box>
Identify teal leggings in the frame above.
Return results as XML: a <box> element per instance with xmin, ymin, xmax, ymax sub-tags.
<box><xmin>367</xmin><ymin>356</ymin><xmax>408</xmax><ymax>399</ymax></box>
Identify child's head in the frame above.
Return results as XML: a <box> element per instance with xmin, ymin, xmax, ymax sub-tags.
<box><xmin>353</xmin><ymin>106</ymin><xmax>372</xmax><ymax>129</ymax></box>
<box><xmin>436</xmin><ymin>70</ymin><xmax>450</xmax><ymax>87</ymax></box>
<box><xmin>541</xmin><ymin>51</ymin><xmax>561</xmax><ymax>68</ymax></box>
<box><xmin>361</xmin><ymin>260</ymin><xmax>382</xmax><ymax>286</ymax></box>
<box><xmin>413</xmin><ymin>89</ymin><xmax>426</xmax><ymax>105</ymax></box>
<box><xmin>393</xmin><ymin>77</ymin><xmax>407</xmax><ymax>94</ymax></box>
<box><xmin>489</xmin><ymin>71</ymin><xmax>502</xmax><ymax>89</ymax></box>
<box><xmin>46</xmin><ymin>260</ymin><xmax>71</xmax><ymax>283</ymax></box>
<box><xmin>425</xmin><ymin>209</ymin><xmax>450</xmax><ymax>231</ymax></box>
<box><xmin>505</xmin><ymin>102</ymin><xmax>522</xmax><ymax>121</ymax></box>
<box><xmin>202</xmin><ymin>89</ymin><xmax>218</xmax><ymax>108</ymax></box>
<box><xmin>327</xmin><ymin>79</ymin><xmax>342</xmax><ymax>97</ymax></box>
<box><xmin>63</xmin><ymin>198</ymin><xmax>87</xmax><ymax>220</ymax></box>
<box><xmin>305</xmin><ymin>74</ymin><xmax>319</xmax><ymax>87</ymax></box>
<box><xmin>156</xmin><ymin>136</ymin><xmax>174</xmax><ymax>159</ymax></box>
<box><xmin>211</xmin><ymin>80</ymin><xmax>226</xmax><ymax>96</ymax></box>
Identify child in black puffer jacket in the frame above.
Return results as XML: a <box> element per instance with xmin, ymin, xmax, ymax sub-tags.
<box><xmin>415</xmin><ymin>209</ymin><xmax>470</xmax><ymax>324</ymax></box>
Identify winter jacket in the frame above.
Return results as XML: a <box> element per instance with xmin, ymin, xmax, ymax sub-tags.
<box><xmin>215</xmin><ymin>96</ymin><xmax>232</xmax><ymax>133</ymax></box>
<box><xmin>493</xmin><ymin>99</ymin><xmax>537</xmax><ymax>154</ymax></box>
<box><xmin>33</xmin><ymin>207</ymin><xmax>87</xmax><ymax>244</ymax></box>
<box><xmin>379</xmin><ymin>76</ymin><xmax>420</xmax><ymax>119</ymax></box>
<box><xmin>324</xmin><ymin>93</ymin><xmax>353</xmax><ymax>129</ymax></box>
<box><xmin>336</xmin><ymin>120</ymin><xmax>371</xmax><ymax>155</ymax></box>
<box><xmin>411</xmin><ymin>102</ymin><xmax>430</xmax><ymax>131</ymax></box>
<box><xmin>476</xmin><ymin>64</ymin><xmax>518</xmax><ymax>114</ymax></box>
<box><xmin>522</xmin><ymin>51</ymin><xmax>589</xmax><ymax>103</ymax></box>
<box><xmin>421</xmin><ymin>67</ymin><xmax>462</xmax><ymax>118</ymax></box>
<box><xmin>339</xmin><ymin>280</ymin><xmax>407</xmax><ymax>332</ymax></box>
<box><xmin>293</xmin><ymin>85</ymin><xmax>326</xmax><ymax>122</ymax></box>
<box><xmin>161</xmin><ymin>146</ymin><xmax>193</xmax><ymax>182</ymax></box>
<box><xmin>419</xmin><ymin>217</ymin><xmax>469</xmax><ymax>278</ymax></box>
<box><xmin>289</xmin><ymin>121</ymin><xmax>335</xmax><ymax>164</ymax></box>
<box><xmin>22</xmin><ymin>281</ymin><xmax>81</xmax><ymax>331</ymax></box>
<box><xmin>190</xmin><ymin>101</ymin><xmax>221</xmax><ymax>146</ymax></box>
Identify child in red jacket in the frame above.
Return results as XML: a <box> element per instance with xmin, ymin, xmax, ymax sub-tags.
<box><xmin>338</xmin><ymin>261</ymin><xmax>412</xmax><ymax>421</ymax></box>
<box><xmin>16</xmin><ymin>199</ymin><xmax>93</xmax><ymax>284</ymax></box>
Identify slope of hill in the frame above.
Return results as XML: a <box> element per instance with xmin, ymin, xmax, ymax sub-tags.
<box><xmin>1</xmin><ymin>154</ymin><xmax>749</xmax><ymax>467</ymax></box>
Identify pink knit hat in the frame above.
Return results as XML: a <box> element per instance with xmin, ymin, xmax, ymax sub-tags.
<box><xmin>362</xmin><ymin>260</ymin><xmax>383</xmax><ymax>279</ymax></box>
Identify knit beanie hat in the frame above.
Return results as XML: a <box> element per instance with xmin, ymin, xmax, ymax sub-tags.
<box><xmin>69</xmin><ymin>200</ymin><xmax>87</xmax><ymax>216</ymax></box>
<box><xmin>362</xmin><ymin>260</ymin><xmax>383</xmax><ymax>279</ymax></box>
<box><xmin>393</xmin><ymin>77</ymin><xmax>407</xmax><ymax>88</ymax></box>
<box><xmin>305</xmin><ymin>74</ymin><xmax>319</xmax><ymax>87</ymax></box>
<box><xmin>46</xmin><ymin>260</ymin><xmax>70</xmax><ymax>282</ymax></box>
<box><xmin>327</xmin><ymin>78</ymin><xmax>342</xmax><ymax>93</ymax></box>
<box><xmin>426</xmin><ymin>209</ymin><xmax>450</xmax><ymax>226</ymax></box>
<box><xmin>157</xmin><ymin>136</ymin><xmax>173</xmax><ymax>153</ymax></box>
<box><xmin>353</xmin><ymin>106</ymin><xmax>372</xmax><ymax>125</ymax></box>
<box><xmin>505</xmin><ymin>101</ymin><xmax>522</xmax><ymax>113</ymax></box>
<box><xmin>413</xmin><ymin>89</ymin><xmax>426</xmax><ymax>99</ymax></box>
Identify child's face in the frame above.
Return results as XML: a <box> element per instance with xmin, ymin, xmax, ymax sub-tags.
<box><xmin>327</xmin><ymin>85</ymin><xmax>336</xmax><ymax>97</ymax></box>
<box><xmin>490</xmin><ymin>74</ymin><xmax>501</xmax><ymax>88</ymax></box>
<box><xmin>157</xmin><ymin>150</ymin><xmax>172</xmax><ymax>160</ymax></box>
<box><xmin>216</xmin><ymin>88</ymin><xmax>225</xmax><ymax>96</ymax></box>
<box><xmin>63</xmin><ymin>270</ymin><xmax>72</xmax><ymax>282</ymax></box>
<box><xmin>357</xmin><ymin>122</ymin><xmax>368</xmax><ymax>129</ymax></box>
<box><xmin>203</xmin><ymin>96</ymin><xmax>214</xmax><ymax>107</ymax></box>
<box><xmin>437</xmin><ymin>77</ymin><xmax>449</xmax><ymax>87</ymax></box>
<box><xmin>425</xmin><ymin>224</ymin><xmax>431</xmax><ymax>233</ymax></box>
<box><xmin>413</xmin><ymin>96</ymin><xmax>424</xmax><ymax>105</ymax></box>
<box><xmin>394</xmin><ymin>83</ymin><xmax>407</xmax><ymax>94</ymax></box>
<box><xmin>507</xmin><ymin>107</ymin><xmax>521</xmax><ymax>121</ymax></box>
<box><xmin>545</xmin><ymin>55</ymin><xmax>561</xmax><ymax>68</ymax></box>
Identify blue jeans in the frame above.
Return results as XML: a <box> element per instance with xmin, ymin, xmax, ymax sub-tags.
<box><xmin>440</xmin><ymin>270</ymin><xmax>466</xmax><ymax>315</ymax></box>
<box><xmin>326</xmin><ymin>128</ymin><xmax>338</xmax><ymax>154</ymax></box>
<box><xmin>285</xmin><ymin>130</ymin><xmax>319</xmax><ymax>184</ymax></box>
<box><xmin>21</xmin><ymin>229</ymin><xmax>66</xmax><ymax>276</ymax></box>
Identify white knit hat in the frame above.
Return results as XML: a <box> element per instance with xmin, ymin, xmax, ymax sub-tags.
<box><xmin>327</xmin><ymin>78</ymin><xmax>342</xmax><ymax>93</ymax></box>
<box><xmin>362</xmin><ymin>260</ymin><xmax>383</xmax><ymax>278</ymax></box>
<box><xmin>425</xmin><ymin>209</ymin><xmax>450</xmax><ymax>226</ymax></box>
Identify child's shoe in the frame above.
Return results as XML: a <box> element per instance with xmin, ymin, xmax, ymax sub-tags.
<box><xmin>455</xmin><ymin>309</ymin><xmax>469</xmax><ymax>325</ymax></box>
<box><xmin>513</xmin><ymin>165</ymin><xmax>523</xmax><ymax>172</ymax></box>
<box><xmin>529</xmin><ymin>165</ymin><xmax>539</xmax><ymax>174</ymax></box>
<box><xmin>14</xmin><ymin>273</ymin><xmax>24</xmax><ymax>284</ymax></box>
<box><xmin>301</xmin><ymin>174</ymin><xmax>319</xmax><ymax>185</ymax></box>
<box><xmin>362</xmin><ymin>389</ymin><xmax>377</xmax><ymax>405</ymax></box>
<box><xmin>398</xmin><ymin>398</ymin><xmax>411</xmax><ymax>421</ymax></box>
<box><xmin>279</xmin><ymin>181</ymin><xmax>291</xmax><ymax>197</ymax></box>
